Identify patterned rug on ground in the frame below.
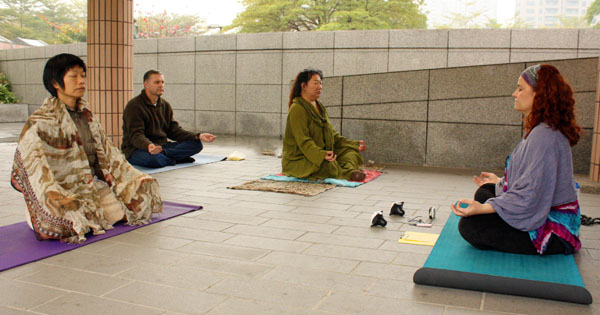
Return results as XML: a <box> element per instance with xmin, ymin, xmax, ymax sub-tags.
<box><xmin>228</xmin><ymin>180</ymin><xmax>336</xmax><ymax>196</ymax></box>
<box><xmin>0</xmin><ymin>201</ymin><xmax>202</xmax><ymax>272</ymax></box>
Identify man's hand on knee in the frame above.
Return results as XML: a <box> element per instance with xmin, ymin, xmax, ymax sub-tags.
<box><xmin>148</xmin><ymin>143</ymin><xmax>162</xmax><ymax>155</ymax></box>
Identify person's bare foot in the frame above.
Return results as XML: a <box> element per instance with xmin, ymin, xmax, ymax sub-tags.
<box><xmin>350</xmin><ymin>170</ymin><xmax>366</xmax><ymax>181</ymax></box>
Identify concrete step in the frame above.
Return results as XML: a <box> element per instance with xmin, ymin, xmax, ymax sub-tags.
<box><xmin>0</xmin><ymin>103</ymin><xmax>28</xmax><ymax>122</ymax></box>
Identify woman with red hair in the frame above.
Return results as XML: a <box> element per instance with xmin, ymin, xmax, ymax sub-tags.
<box><xmin>451</xmin><ymin>64</ymin><xmax>582</xmax><ymax>255</ymax></box>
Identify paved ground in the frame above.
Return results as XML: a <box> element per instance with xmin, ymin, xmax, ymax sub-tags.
<box><xmin>0</xmin><ymin>125</ymin><xmax>599</xmax><ymax>314</ymax></box>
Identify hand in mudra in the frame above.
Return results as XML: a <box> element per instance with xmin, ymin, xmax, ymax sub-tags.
<box><xmin>358</xmin><ymin>140</ymin><xmax>366</xmax><ymax>152</ymax></box>
<box><xmin>324</xmin><ymin>151</ymin><xmax>337</xmax><ymax>162</ymax></box>
<box><xmin>199</xmin><ymin>133</ymin><xmax>216</xmax><ymax>142</ymax></box>
<box><xmin>473</xmin><ymin>172</ymin><xmax>500</xmax><ymax>187</ymax></box>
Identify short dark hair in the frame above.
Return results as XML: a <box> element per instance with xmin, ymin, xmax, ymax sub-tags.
<box><xmin>143</xmin><ymin>70</ymin><xmax>162</xmax><ymax>83</ymax></box>
<box><xmin>43</xmin><ymin>53</ymin><xmax>87</xmax><ymax>97</ymax></box>
<box><xmin>288</xmin><ymin>68</ymin><xmax>323</xmax><ymax>107</ymax></box>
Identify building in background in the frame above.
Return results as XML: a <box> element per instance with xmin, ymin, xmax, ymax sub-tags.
<box><xmin>515</xmin><ymin>0</ymin><xmax>590</xmax><ymax>27</ymax></box>
<box><xmin>424</xmin><ymin>0</ymin><xmax>500</xmax><ymax>28</ymax></box>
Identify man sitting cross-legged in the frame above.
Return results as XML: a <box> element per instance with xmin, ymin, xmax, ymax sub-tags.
<box><xmin>122</xmin><ymin>70</ymin><xmax>216</xmax><ymax>168</ymax></box>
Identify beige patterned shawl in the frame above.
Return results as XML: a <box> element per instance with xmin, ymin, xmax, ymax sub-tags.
<box><xmin>12</xmin><ymin>97</ymin><xmax>162</xmax><ymax>243</ymax></box>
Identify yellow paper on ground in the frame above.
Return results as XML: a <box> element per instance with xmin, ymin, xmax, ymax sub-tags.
<box><xmin>398</xmin><ymin>231</ymin><xmax>439</xmax><ymax>246</ymax></box>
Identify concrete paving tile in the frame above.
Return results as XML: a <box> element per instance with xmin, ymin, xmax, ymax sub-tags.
<box><xmin>483</xmin><ymin>292</ymin><xmax>595</xmax><ymax>314</ymax></box>
<box><xmin>94</xmin><ymin>243</ymin><xmax>191</xmax><ymax>266</ymax></box>
<box><xmin>179</xmin><ymin>190</ymin><xmax>237</xmax><ymax>199</ymax></box>
<box><xmin>262</xmin><ymin>266</ymin><xmax>373</xmax><ymax>293</ymax></box>
<box><xmin>286</xmin><ymin>199</ymin><xmax>351</xmax><ymax>210</ymax></box>
<box><xmin>352</xmin><ymin>262</ymin><xmax>418</xmax><ymax>282</ymax></box>
<box><xmin>258</xmin><ymin>251</ymin><xmax>359</xmax><ymax>273</ymax></box>
<box><xmin>303</xmin><ymin>243</ymin><xmax>398</xmax><ymax>263</ymax></box>
<box><xmin>207</xmin><ymin>278</ymin><xmax>328</xmax><ymax>308</ymax></box>
<box><xmin>317</xmin><ymin>291</ymin><xmax>445</xmax><ymax>314</ymax></box>
<box><xmin>154</xmin><ymin>225</ymin><xmax>235</xmax><ymax>242</ymax></box>
<box><xmin>41</xmin><ymin>251</ymin><xmax>135</xmax><ymax>276</ymax></box>
<box><xmin>163</xmin><ymin>216</ymin><xmax>234</xmax><ymax>231</ymax></box>
<box><xmin>177</xmin><ymin>195</ymin><xmax>239</xmax><ymax>206</ymax></box>
<box><xmin>292</xmin><ymin>206</ymin><xmax>361</xmax><ymax>218</ymax></box>
<box><xmin>0</xmin><ymin>305</ymin><xmax>38</xmax><ymax>315</ymax></box>
<box><xmin>223</xmin><ymin>224</ymin><xmax>306</xmax><ymax>240</ymax></box>
<box><xmin>195</xmin><ymin>210</ymin><xmax>270</xmax><ymax>225</ymax></box>
<box><xmin>19</xmin><ymin>265</ymin><xmax>131</xmax><ymax>296</ymax></box>
<box><xmin>444</xmin><ymin>307</ymin><xmax>507</xmax><ymax>314</ymax></box>
<box><xmin>174</xmin><ymin>253</ymin><xmax>274</xmax><ymax>278</ymax></box>
<box><xmin>0</xmin><ymin>215</ymin><xmax>26</xmax><ymax>226</ymax></box>
<box><xmin>329</xmin><ymin>216</ymin><xmax>404</xmax><ymax>230</ymax></box>
<box><xmin>114</xmin><ymin>263</ymin><xmax>225</xmax><ymax>291</ymax></box>
<box><xmin>297</xmin><ymin>232</ymin><xmax>384</xmax><ymax>249</ymax></box>
<box><xmin>0</xmin><ymin>278</ymin><xmax>66</xmax><ymax>310</ymax></box>
<box><xmin>259</xmin><ymin>210</ymin><xmax>332</xmax><ymax>223</ymax></box>
<box><xmin>74</xmin><ymin>239</ymin><xmax>120</xmax><ymax>253</ymax></box>
<box><xmin>108</xmin><ymin>231</ymin><xmax>194</xmax><ymax>250</ymax></box>
<box><xmin>178</xmin><ymin>240</ymin><xmax>270</xmax><ymax>260</ymax></box>
<box><xmin>206</xmin><ymin>297</ymin><xmax>325</xmax><ymax>315</ymax></box>
<box><xmin>31</xmin><ymin>292</ymin><xmax>164</xmax><ymax>315</ymax></box>
<box><xmin>224</xmin><ymin>234</ymin><xmax>311</xmax><ymax>253</ymax></box>
<box><xmin>105</xmin><ymin>281</ymin><xmax>226</xmax><ymax>314</ymax></box>
<box><xmin>334</xmin><ymin>226</ymin><xmax>403</xmax><ymax>241</ymax></box>
<box><xmin>0</xmin><ymin>263</ymin><xmax>50</xmax><ymax>280</ymax></box>
<box><xmin>315</xmin><ymin>196</ymin><xmax>379</xmax><ymax>207</ymax></box>
<box><xmin>367</xmin><ymin>279</ymin><xmax>483</xmax><ymax>308</ymax></box>
<box><xmin>230</xmin><ymin>201</ymin><xmax>297</xmax><ymax>212</ymax></box>
<box><xmin>392</xmin><ymin>252</ymin><xmax>429</xmax><ymax>267</ymax></box>
<box><xmin>261</xmin><ymin>218</ymin><xmax>339</xmax><ymax>233</ymax></box>
<box><xmin>379</xmin><ymin>240</ymin><xmax>433</xmax><ymax>254</ymax></box>
<box><xmin>231</xmin><ymin>194</ymin><xmax>302</xmax><ymax>204</ymax></box>
<box><xmin>201</xmin><ymin>204</ymin><xmax>268</xmax><ymax>216</ymax></box>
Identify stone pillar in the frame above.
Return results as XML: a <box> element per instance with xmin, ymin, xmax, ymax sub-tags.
<box><xmin>591</xmin><ymin>57</ymin><xmax>600</xmax><ymax>182</ymax></box>
<box><xmin>87</xmin><ymin>0</ymin><xmax>133</xmax><ymax>146</ymax></box>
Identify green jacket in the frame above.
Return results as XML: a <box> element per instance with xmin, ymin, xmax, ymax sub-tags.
<box><xmin>282</xmin><ymin>97</ymin><xmax>360</xmax><ymax>179</ymax></box>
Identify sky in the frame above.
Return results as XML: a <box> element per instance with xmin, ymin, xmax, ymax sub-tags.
<box><xmin>134</xmin><ymin>0</ymin><xmax>517</xmax><ymax>28</ymax></box>
<box><xmin>134</xmin><ymin>0</ymin><xmax>244</xmax><ymax>26</ymax></box>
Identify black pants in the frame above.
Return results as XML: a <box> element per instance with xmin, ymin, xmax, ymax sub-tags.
<box><xmin>458</xmin><ymin>183</ymin><xmax>566</xmax><ymax>255</ymax></box>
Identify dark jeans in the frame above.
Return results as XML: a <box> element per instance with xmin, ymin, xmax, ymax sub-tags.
<box><xmin>128</xmin><ymin>140</ymin><xmax>203</xmax><ymax>168</ymax></box>
<box><xmin>458</xmin><ymin>183</ymin><xmax>566</xmax><ymax>255</ymax></box>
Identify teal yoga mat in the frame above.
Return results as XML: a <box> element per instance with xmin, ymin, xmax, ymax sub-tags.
<box><xmin>413</xmin><ymin>214</ymin><xmax>593</xmax><ymax>304</ymax></box>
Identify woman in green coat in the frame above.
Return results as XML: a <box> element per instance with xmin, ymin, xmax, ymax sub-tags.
<box><xmin>282</xmin><ymin>69</ymin><xmax>367</xmax><ymax>181</ymax></box>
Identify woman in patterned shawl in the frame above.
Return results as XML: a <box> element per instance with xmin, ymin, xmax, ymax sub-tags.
<box><xmin>451</xmin><ymin>64</ymin><xmax>582</xmax><ymax>255</ymax></box>
<box><xmin>11</xmin><ymin>53</ymin><xmax>162</xmax><ymax>243</ymax></box>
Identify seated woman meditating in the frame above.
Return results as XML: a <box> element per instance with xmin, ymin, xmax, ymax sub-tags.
<box><xmin>10</xmin><ymin>53</ymin><xmax>162</xmax><ymax>243</ymax></box>
<box><xmin>282</xmin><ymin>69</ymin><xmax>367</xmax><ymax>181</ymax></box>
<box><xmin>451</xmin><ymin>64</ymin><xmax>582</xmax><ymax>255</ymax></box>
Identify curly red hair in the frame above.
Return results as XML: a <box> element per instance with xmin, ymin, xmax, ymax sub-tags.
<box><xmin>524</xmin><ymin>64</ymin><xmax>581</xmax><ymax>146</ymax></box>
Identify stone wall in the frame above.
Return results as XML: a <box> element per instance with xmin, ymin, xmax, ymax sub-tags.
<box><xmin>321</xmin><ymin>58</ymin><xmax>598</xmax><ymax>172</ymax></box>
<box><xmin>0</xmin><ymin>29</ymin><xmax>598</xmax><ymax>171</ymax></box>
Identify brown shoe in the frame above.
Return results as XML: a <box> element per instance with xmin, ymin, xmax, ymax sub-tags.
<box><xmin>350</xmin><ymin>170</ymin><xmax>366</xmax><ymax>181</ymax></box>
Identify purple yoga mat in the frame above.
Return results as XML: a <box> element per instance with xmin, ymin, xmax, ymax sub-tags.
<box><xmin>0</xmin><ymin>201</ymin><xmax>202</xmax><ymax>272</ymax></box>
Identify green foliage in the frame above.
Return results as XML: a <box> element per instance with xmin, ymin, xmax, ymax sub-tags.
<box><xmin>134</xmin><ymin>10</ymin><xmax>206</xmax><ymax>38</ymax></box>
<box><xmin>0</xmin><ymin>0</ymin><xmax>87</xmax><ymax>44</ymax></box>
<box><xmin>586</xmin><ymin>0</ymin><xmax>600</xmax><ymax>28</ymax></box>
<box><xmin>226</xmin><ymin>0</ymin><xmax>427</xmax><ymax>33</ymax></box>
<box><xmin>555</xmin><ymin>15</ymin><xmax>589</xmax><ymax>28</ymax></box>
<box><xmin>0</xmin><ymin>72</ymin><xmax>19</xmax><ymax>104</ymax></box>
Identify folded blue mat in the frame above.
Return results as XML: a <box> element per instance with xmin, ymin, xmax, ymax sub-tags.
<box><xmin>413</xmin><ymin>213</ymin><xmax>593</xmax><ymax>304</ymax></box>
<box><xmin>261</xmin><ymin>174</ymin><xmax>363</xmax><ymax>187</ymax></box>
<box><xmin>133</xmin><ymin>154</ymin><xmax>226</xmax><ymax>174</ymax></box>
